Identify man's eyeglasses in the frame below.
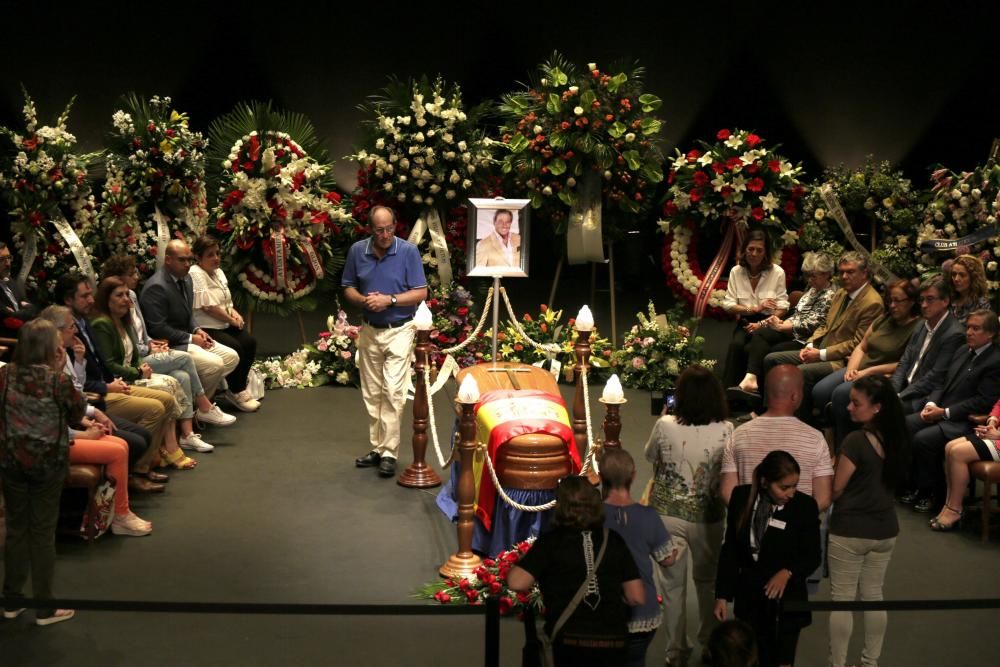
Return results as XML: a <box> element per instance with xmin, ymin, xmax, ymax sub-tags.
<box><xmin>372</xmin><ymin>226</ymin><xmax>395</xmax><ymax>236</ymax></box>
<box><xmin>0</xmin><ymin>255</ymin><xmax>13</xmax><ymax>263</ymax></box>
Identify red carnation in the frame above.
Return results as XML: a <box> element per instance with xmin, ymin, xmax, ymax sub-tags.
<box><xmin>711</xmin><ymin>162</ymin><xmax>726</xmax><ymax>175</ymax></box>
<box><xmin>667</xmin><ymin>169</ymin><xmax>676</xmax><ymax>185</ymax></box>
<box><xmin>768</xmin><ymin>160</ymin><xmax>781</xmax><ymax>173</ymax></box>
<box><xmin>745</xmin><ymin>133</ymin><xmax>762</xmax><ymax>148</ymax></box>
<box><xmin>434</xmin><ymin>591</ymin><xmax>452</xmax><ymax>604</ymax></box>
<box><xmin>784</xmin><ymin>201</ymin><xmax>797</xmax><ymax>215</ymax></box>
<box><xmin>791</xmin><ymin>185</ymin><xmax>806</xmax><ymax>200</ymax></box>
<box><xmin>692</xmin><ymin>171</ymin><xmax>710</xmax><ymax>187</ymax></box>
<box><xmin>325</xmin><ymin>191</ymin><xmax>342</xmax><ymax>204</ymax></box>
<box><xmin>689</xmin><ymin>189</ymin><xmax>702</xmax><ymax>203</ymax></box>
<box><xmin>716</xmin><ymin>129</ymin><xmax>731</xmax><ymax>140</ymax></box>
<box><xmin>751</xmin><ymin>207</ymin><xmax>765</xmax><ymax>221</ymax></box>
<box><xmin>215</xmin><ymin>218</ymin><xmax>233</xmax><ymax>233</ymax></box>
<box><xmin>498</xmin><ymin>597</ymin><xmax>514</xmax><ymax>615</ymax></box>
<box><xmin>686</xmin><ymin>149</ymin><xmax>701</xmax><ymax>163</ymax></box>
<box><xmin>746</xmin><ymin>177</ymin><xmax>765</xmax><ymax>193</ymax></box>
<box><xmin>720</xmin><ymin>186</ymin><xmax>734</xmax><ymax>199</ymax></box>
<box><xmin>725</xmin><ymin>157</ymin><xmax>742</xmax><ymax>171</ymax></box>
<box><xmin>662</xmin><ymin>200</ymin><xmax>678</xmax><ymax>217</ymax></box>
<box><xmin>745</xmin><ymin>163</ymin><xmax>759</xmax><ymax>175</ymax></box>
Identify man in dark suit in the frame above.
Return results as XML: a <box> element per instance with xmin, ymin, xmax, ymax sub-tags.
<box><xmin>139</xmin><ymin>239</ymin><xmax>238</xmax><ymax>411</ymax></box>
<box><xmin>902</xmin><ymin>309</ymin><xmax>1000</xmax><ymax>512</ymax></box>
<box><xmin>891</xmin><ymin>276</ymin><xmax>966</xmax><ymax>413</ymax></box>
<box><xmin>762</xmin><ymin>251</ymin><xmax>884</xmax><ymax>418</ymax></box>
<box><xmin>0</xmin><ymin>241</ymin><xmax>38</xmax><ymax>338</ymax></box>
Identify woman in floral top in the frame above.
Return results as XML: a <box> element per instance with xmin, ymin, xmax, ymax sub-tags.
<box><xmin>644</xmin><ymin>365</ymin><xmax>733</xmax><ymax>666</ymax></box>
<box><xmin>1</xmin><ymin>319</ymin><xmax>86</xmax><ymax>626</ymax></box>
<box><xmin>734</xmin><ymin>251</ymin><xmax>835</xmax><ymax>395</ymax></box>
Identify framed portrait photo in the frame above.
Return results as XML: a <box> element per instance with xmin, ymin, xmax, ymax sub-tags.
<box><xmin>465</xmin><ymin>198</ymin><xmax>531</xmax><ymax>278</ymax></box>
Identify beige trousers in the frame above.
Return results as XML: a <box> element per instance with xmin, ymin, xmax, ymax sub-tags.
<box><xmin>656</xmin><ymin>515</ymin><xmax>726</xmax><ymax>664</ymax></box>
<box><xmin>104</xmin><ymin>385</ymin><xmax>178</xmax><ymax>468</ymax></box>
<box><xmin>357</xmin><ymin>323</ymin><xmax>415</xmax><ymax>459</ymax></box>
<box><xmin>828</xmin><ymin>534</ymin><xmax>896</xmax><ymax>667</ymax></box>
<box><xmin>185</xmin><ymin>341</ymin><xmax>238</xmax><ymax>398</ymax></box>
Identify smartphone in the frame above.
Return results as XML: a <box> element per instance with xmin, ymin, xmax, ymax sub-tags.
<box><xmin>664</xmin><ymin>394</ymin><xmax>677</xmax><ymax>412</ymax></box>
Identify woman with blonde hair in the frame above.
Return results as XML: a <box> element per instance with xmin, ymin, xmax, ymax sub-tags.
<box><xmin>948</xmin><ymin>254</ymin><xmax>990</xmax><ymax>322</ymax></box>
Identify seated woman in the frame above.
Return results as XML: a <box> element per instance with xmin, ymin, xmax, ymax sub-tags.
<box><xmin>931</xmin><ymin>398</ymin><xmax>1000</xmax><ymax>531</ymax></box>
<box><xmin>722</xmin><ymin>229</ymin><xmax>789</xmax><ymax>389</ymax></box>
<box><xmin>509</xmin><ymin>476</ymin><xmax>644</xmax><ymax>667</ymax></box>
<box><xmin>948</xmin><ymin>254</ymin><xmax>991</xmax><ymax>323</ymax></box>
<box><xmin>812</xmin><ymin>279</ymin><xmax>920</xmax><ymax>447</ymax></box>
<box><xmin>190</xmin><ymin>236</ymin><xmax>260</xmax><ymax>412</ymax></box>
<box><xmin>89</xmin><ymin>277</ymin><xmax>197</xmax><ymax>470</ymax></box>
<box><xmin>100</xmin><ymin>254</ymin><xmax>235</xmax><ymax>436</ymax></box>
<box><xmin>735</xmin><ymin>251</ymin><xmax>835</xmax><ymax>395</ymax></box>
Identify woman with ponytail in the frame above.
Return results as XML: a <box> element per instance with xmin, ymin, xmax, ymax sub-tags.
<box><xmin>827</xmin><ymin>374</ymin><xmax>907</xmax><ymax>667</ymax></box>
<box><xmin>714</xmin><ymin>450</ymin><xmax>820</xmax><ymax>667</ymax></box>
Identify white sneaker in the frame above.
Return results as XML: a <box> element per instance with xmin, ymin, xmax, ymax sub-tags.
<box><xmin>197</xmin><ymin>403</ymin><xmax>236</xmax><ymax>426</ymax></box>
<box><xmin>111</xmin><ymin>512</ymin><xmax>152</xmax><ymax>537</ymax></box>
<box><xmin>35</xmin><ymin>609</ymin><xmax>75</xmax><ymax>626</ymax></box>
<box><xmin>225</xmin><ymin>389</ymin><xmax>260</xmax><ymax>413</ymax></box>
<box><xmin>179</xmin><ymin>433</ymin><xmax>214</xmax><ymax>452</ymax></box>
<box><xmin>3</xmin><ymin>608</ymin><xmax>26</xmax><ymax>619</ymax></box>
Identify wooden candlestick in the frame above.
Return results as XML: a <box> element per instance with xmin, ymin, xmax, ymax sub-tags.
<box><xmin>599</xmin><ymin>399</ymin><xmax>626</xmax><ymax>449</ymax></box>
<box><xmin>440</xmin><ymin>399</ymin><xmax>483</xmax><ymax>579</ymax></box>
<box><xmin>399</xmin><ymin>328</ymin><xmax>441</xmax><ymax>488</ymax></box>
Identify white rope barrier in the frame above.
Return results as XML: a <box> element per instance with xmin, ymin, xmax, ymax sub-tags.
<box><xmin>481</xmin><ymin>446</ymin><xmax>558</xmax><ymax>513</ymax></box>
<box><xmin>440</xmin><ymin>287</ymin><xmax>494</xmax><ymax>356</ymax></box>
<box><xmin>578</xmin><ymin>364</ymin><xmax>598</xmax><ymax>476</ymax></box>
<box><xmin>423</xmin><ymin>360</ymin><xmax>454</xmax><ymax>469</ymax></box>
<box><xmin>498</xmin><ymin>287</ymin><xmax>563</xmax><ymax>356</ymax></box>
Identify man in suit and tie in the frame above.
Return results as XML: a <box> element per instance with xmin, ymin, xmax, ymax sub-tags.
<box><xmin>762</xmin><ymin>251</ymin><xmax>884</xmax><ymax>419</ymax></box>
<box><xmin>474</xmin><ymin>209</ymin><xmax>521</xmax><ymax>269</ymax></box>
<box><xmin>139</xmin><ymin>239</ymin><xmax>239</xmax><ymax>420</ymax></box>
<box><xmin>0</xmin><ymin>241</ymin><xmax>38</xmax><ymax>337</ymax></box>
<box><xmin>902</xmin><ymin>309</ymin><xmax>1000</xmax><ymax>512</ymax></box>
<box><xmin>891</xmin><ymin>276</ymin><xmax>966</xmax><ymax>413</ymax></box>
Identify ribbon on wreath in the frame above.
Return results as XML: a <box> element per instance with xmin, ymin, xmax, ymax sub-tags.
<box><xmin>566</xmin><ymin>172</ymin><xmax>606</xmax><ymax>265</ymax></box>
<box><xmin>273</xmin><ymin>230</ymin><xmax>288</xmax><ymax>291</ymax></box>
<box><xmin>819</xmin><ymin>185</ymin><xmax>898</xmax><ymax>284</ymax></box>
<box><xmin>693</xmin><ymin>218</ymin><xmax>743</xmax><ymax>319</ymax></box>
<box><xmin>300</xmin><ymin>240</ymin><xmax>325</xmax><ymax>279</ymax></box>
<box><xmin>52</xmin><ymin>216</ymin><xmax>96</xmax><ymax>285</ymax></box>
<box><xmin>153</xmin><ymin>205</ymin><xmax>171</xmax><ymax>270</ymax></box>
<box><xmin>918</xmin><ymin>224</ymin><xmax>1000</xmax><ymax>254</ymax></box>
<box><xmin>407</xmin><ymin>207</ymin><xmax>452</xmax><ymax>285</ymax></box>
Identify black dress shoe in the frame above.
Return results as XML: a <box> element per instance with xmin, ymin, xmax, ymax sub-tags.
<box><xmin>145</xmin><ymin>471</ymin><xmax>169</xmax><ymax>483</ymax></box>
<box><xmin>899</xmin><ymin>490</ymin><xmax>921</xmax><ymax>505</ymax></box>
<box><xmin>378</xmin><ymin>456</ymin><xmax>397</xmax><ymax>477</ymax></box>
<box><xmin>128</xmin><ymin>476</ymin><xmax>165</xmax><ymax>494</ymax></box>
<box><xmin>913</xmin><ymin>497</ymin><xmax>936</xmax><ymax>513</ymax></box>
<box><xmin>355</xmin><ymin>451</ymin><xmax>381</xmax><ymax>467</ymax></box>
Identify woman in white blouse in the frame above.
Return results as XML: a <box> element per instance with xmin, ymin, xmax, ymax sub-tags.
<box><xmin>190</xmin><ymin>236</ymin><xmax>260</xmax><ymax>412</ymax></box>
<box><xmin>722</xmin><ymin>229</ymin><xmax>789</xmax><ymax>388</ymax></box>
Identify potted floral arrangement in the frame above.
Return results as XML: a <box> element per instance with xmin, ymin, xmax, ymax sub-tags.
<box><xmin>800</xmin><ymin>157</ymin><xmax>925</xmax><ymax>279</ymax></box>
<box><xmin>498</xmin><ymin>52</ymin><xmax>665</xmax><ymax>241</ymax></box>
<box><xmin>350</xmin><ymin>76</ymin><xmax>495</xmax><ymax>285</ymax></box>
<box><xmin>0</xmin><ymin>88</ymin><xmax>99</xmax><ymax>301</ymax></box>
<box><xmin>918</xmin><ymin>161</ymin><xmax>1000</xmax><ymax>292</ymax></box>
<box><xmin>207</xmin><ymin>103</ymin><xmax>357</xmax><ymax>316</ymax></box>
<box><xmin>252</xmin><ymin>310</ymin><xmax>361</xmax><ymax>388</ymax></box>
<box><xmin>609</xmin><ymin>302</ymin><xmax>714</xmax><ymax>410</ymax></box>
<box><xmin>415</xmin><ymin>539</ymin><xmax>543</xmax><ymax>617</ymax></box>
<box><xmin>658</xmin><ymin>128</ymin><xmax>804</xmax><ymax>317</ymax></box>
<box><xmin>98</xmin><ymin>94</ymin><xmax>210</xmax><ymax>279</ymax></box>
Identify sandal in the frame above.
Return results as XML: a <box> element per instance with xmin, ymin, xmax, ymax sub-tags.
<box><xmin>160</xmin><ymin>447</ymin><xmax>197</xmax><ymax>470</ymax></box>
<box><xmin>929</xmin><ymin>505</ymin><xmax>963</xmax><ymax>531</ymax></box>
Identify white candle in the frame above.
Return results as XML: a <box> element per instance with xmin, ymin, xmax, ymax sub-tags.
<box><xmin>457</xmin><ymin>375</ymin><xmax>481</xmax><ymax>403</ymax></box>
<box><xmin>602</xmin><ymin>374</ymin><xmax>625</xmax><ymax>403</ymax></box>
<box><xmin>414</xmin><ymin>301</ymin><xmax>433</xmax><ymax>330</ymax></box>
<box><xmin>575</xmin><ymin>305</ymin><xmax>595</xmax><ymax>332</ymax></box>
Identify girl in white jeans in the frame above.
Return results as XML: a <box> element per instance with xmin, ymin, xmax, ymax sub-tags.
<box><xmin>829</xmin><ymin>375</ymin><xmax>907</xmax><ymax>667</ymax></box>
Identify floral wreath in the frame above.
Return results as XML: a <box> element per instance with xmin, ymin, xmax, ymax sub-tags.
<box><xmin>918</xmin><ymin>162</ymin><xmax>1000</xmax><ymax>287</ymax></box>
<box><xmin>658</xmin><ymin>128</ymin><xmax>804</xmax><ymax>317</ymax></box>
<box><xmin>207</xmin><ymin>103</ymin><xmax>357</xmax><ymax>316</ymax></box>
<box><xmin>99</xmin><ymin>94</ymin><xmax>209</xmax><ymax>278</ymax></box>
<box><xmin>0</xmin><ymin>88</ymin><xmax>98</xmax><ymax>301</ymax></box>
<box><xmin>800</xmin><ymin>158</ymin><xmax>924</xmax><ymax>279</ymax></box>
<box><xmin>498</xmin><ymin>52</ymin><xmax>665</xmax><ymax>238</ymax></box>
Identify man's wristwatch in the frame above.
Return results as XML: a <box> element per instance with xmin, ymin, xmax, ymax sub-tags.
<box><xmin>390</xmin><ymin>295</ymin><xmax>397</xmax><ymax>307</ymax></box>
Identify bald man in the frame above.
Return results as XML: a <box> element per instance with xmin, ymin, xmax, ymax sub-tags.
<box><xmin>139</xmin><ymin>240</ymin><xmax>239</xmax><ymax>435</ymax></box>
<box><xmin>720</xmin><ymin>365</ymin><xmax>833</xmax><ymax>511</ymax></box>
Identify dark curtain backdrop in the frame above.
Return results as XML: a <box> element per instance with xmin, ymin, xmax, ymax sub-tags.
<box><xmin>2</xmin><ymin>1</ymin><xmax>998</xmax><ymax>246</ymax></box>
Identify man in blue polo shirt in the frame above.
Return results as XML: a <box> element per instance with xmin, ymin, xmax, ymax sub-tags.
<box><xmin>342</xmin><ymin>206</ymin><xmax>428</xmax><ymax>478</ymax></box>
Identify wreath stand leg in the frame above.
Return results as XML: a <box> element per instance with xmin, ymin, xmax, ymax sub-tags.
<box><xmin>297</xmin><ymin>313</ymin><xmax>307</xmax><ymax>346</ymax></box>
<box><xmin>246</xmin><ymin>305</ymin><xmax>254</xmax><ymax>335</ymax></box>
<box><xmin>547</xmin><ymin>252</ymin><xmax>564</xmax><ymax>310</ymax></box>
<box><xmin>608</xmin><ymin>244</ymin><xmax>617</xmax><ymax>348</ymax></box>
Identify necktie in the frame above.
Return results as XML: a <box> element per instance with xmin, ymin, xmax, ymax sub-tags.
<box><xmin>907</xmin><ymin>326</ymin><xmax>935</xmax><ymax>383</ymax></box>
<box><xmin>176</xmin><ymin>279</ymin><xmax>187</xmax><ymax>304</ymax></box>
